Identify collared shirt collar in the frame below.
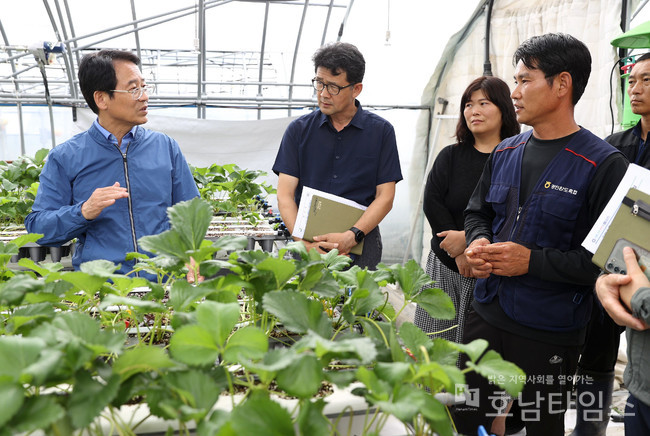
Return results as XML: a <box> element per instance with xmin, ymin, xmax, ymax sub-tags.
<box><xmin>92</xmin><ymin>119</ymin><xmax>138</xmax><ymax>152</ymax></box>
<box><xmin>318</xmin><ymin>100</ymin><xmax>365</xmax><ymax>130</ymax></box>
<box><xmin>631</xmin><ymin>120</ymin><xmax>644</xmax><ymax>142</ymax></box>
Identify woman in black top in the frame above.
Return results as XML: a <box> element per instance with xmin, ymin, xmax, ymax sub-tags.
<box><xmin>415</xmin><ymin>76</ymin><xmax>520</xmax><ymax>346</ymax></box>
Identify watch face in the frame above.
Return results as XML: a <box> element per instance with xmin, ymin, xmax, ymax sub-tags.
<box><xmin>355</xmin><ymin>229</ymin><xmax>365</xmax><ymax>243</ymax></box>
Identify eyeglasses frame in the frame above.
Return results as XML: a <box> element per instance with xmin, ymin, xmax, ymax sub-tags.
<box><xmin>311</xmin><ymin>78</ymin><xmax>356</xmax><ymax>96</ymax></box>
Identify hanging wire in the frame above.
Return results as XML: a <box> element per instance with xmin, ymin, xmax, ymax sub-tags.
<box><xmin>385</xmin><ymin>0</ymin><xmax>391</xmax><ymax>45</ymax></box>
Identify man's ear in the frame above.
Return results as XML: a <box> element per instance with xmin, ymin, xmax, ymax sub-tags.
<box><xmin>94</xmin><ymin>90</ymin><xmax>109</xmax><ymax>111</ymax></box>
<box><xmin>556</xmin><ymin>72</ymin><xmax>573</xmax><ymax>99</ymax></box>
<box><xmin>352</xmin><ymin>82</ymin><xmax>363</xmax><ymax>99</ymax></box>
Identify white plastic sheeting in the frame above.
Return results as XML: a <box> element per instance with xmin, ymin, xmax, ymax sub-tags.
<box><xmin>74</xmin><ymin>107</ymin><xmax>419</xmax><ymax>264</ymax></box>
<box><xmin>410</xmin><ymin>0</ymin><xmax>640</xmax><ymax>265</ymax></box>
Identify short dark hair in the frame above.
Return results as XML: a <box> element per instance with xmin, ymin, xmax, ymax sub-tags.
<box><xmin>635</xmin><ymin>52</ymin><xmax>650</xmax><ymax>64</ymax></box>
<box><xmin>312</xmin><ymin>42</ymin><xmax>365</xmax><ymax>84</ymax></box>
<box><xmin>78</xmin><ymin>50</ymin><xmax>141</xmax><ymax>114</ymax></box>
<box><xmin>455</xmin><ymin>76</ymin><xmax>520</xmax><ymax>146</ymax></box>
<box><xmin>513</xmin><ymin>33</ymin><xmax>591</xmax><ymax>105</ymax></box>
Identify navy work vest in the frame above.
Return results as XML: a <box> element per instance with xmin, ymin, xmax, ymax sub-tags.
<box><xmin>474</xmin><ymin>129</ymin><xmax>619</xmax><ymax>332</ymax></box>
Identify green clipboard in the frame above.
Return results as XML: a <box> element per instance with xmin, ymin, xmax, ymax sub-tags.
<box><xmin>592</xmin><ymin>188</ymin><xmax>650</xmax><ymax>278</ymax></box>
<box><xmin>302</xmin><ymin>195</ymin><xmax>365</xmax><ymax>255</ymax></box>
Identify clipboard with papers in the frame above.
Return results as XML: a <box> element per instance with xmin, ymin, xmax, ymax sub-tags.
<box><xmin>584</xmin><ymin>164</ymin><xmax>650</xmax><ymax>278</ymax></box>
<box><xmin>292</xmin><ymin>187</ymin><xmax>367</xmax><ymax>255</ymax></box>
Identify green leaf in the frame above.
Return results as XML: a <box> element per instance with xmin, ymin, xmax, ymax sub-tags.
<box><xmin>168</xmin><ymin>279</ymin><xmax>219</xmax><ymax>312</ymax></box>
<box><xmin>197</xmin><ymin>409</ymin><xmax>232</xmax><ymax>436</ymax></box>
<box><xmin>79</xmin><ymin>259</ymin><xmax>120</xmax><ymax>276</ymax></box>
<box><xmin>0</xmin><ymin>336</ymin><xmax>46</xmax><ymax>380</ymax></box>
<box><xmin>296</xmin><ymin>398</ymin><xmax>329</xmax><ymax>436</ymax></box>
<box><xmin>294</xmin><ymin>332</ymin><xmax>377</xmax><ymax>364</ymax></box>
<box><xmin>197</xmin><ymin>301</ymin><xmax>240</xmax><ymax>348</ymax></box>
<box><xmin>374</xmin><ymin>384</ymin><xmax>427</xmax><ymax>422</ymax></box>
<box><xmin>263</xmin><ymin>290</ymin><xmax>332</xmax><ymax>337</ymax></box>
<box><xmin>223</xmin><ymin>326</ymin><xmax>268</xmax><ymax>362</ymax></box>
<box><xmin>167</xmin><ymin>197</ymin><xmax>213</xmax><ymax>251</ymax></box>
<box><xmin>68</xmin><ymin>371</ymin><xmax>121</xmax><ymax>429</ymax></box>
<box><xmin>276</xmin><ymin>354</ymin><xmax>323</xmax><ymax>398</ymax></box>
<box><xmin>374</xmin><ymin>362</ymin><xmax>411</xmax><ymax>385</ymax></box>
<box><xmin>413</xmin><ymin>287</ymin><xmax>455</xmax><ymax>320</ymax></box>
<box><xmin>169</xmin><ymin>325</ymin><xmax>219</xmax><ymax>366</ymax></box>
<box><xmin>211</xmin><ymin>235</ymin><xmax>249</xmax><ymax>252</ymax></box>
<box><xmin>39</xmin><ymin>312</ymin><xmax>125</xmax><ymax>358</ymax></box>
<box><xmin>22</xmin><ymin>348</ymin><xmax>63</xmax><ymax>386</ymax></box>
<box><xmin>299</xmin><ymin>265</ymin><xmax>340</xmax><ymax>298</ymax></box>
<box><xmin>34</xmin><ymin>148</ymin><xmax>50</xmax><ymax>164</ymax></box>
<box><xmin>324</xmin><ymin>369</ymin><xmax>356</xmax><ymax>388</ymax></box>
<box><xmin>8</xmin><ymin>302</ymin><xmax>56</xmax><ymax>332</ymax></box>
<box><xmin>386</xmin><ymin>259</ymin><xmax>434</xmax><ymax>299</ymax></box>
<box><xmin>0</xmin><ymin>275</ymin><xmax>44</xmax><ymax>306</ymax></box>
<box><xmin>256</xmin><ymin>257</ymin><xmax>296</xmax><ymax>289</ymax></box>
<box><xmin>139</xmin><ymin>230</ymin><xmax>189</xmax><ymax>262</ymax></box>
<box><xmin>58</xmin><ymin>271</ymin><xmax>108</xmax><ymax>293</ymax></box>
<box><xmin>17</xmin><ymin>257</ymin><xmax>64</xmax><ymax>275</ymax></box>
<box><xmin>8</xmin><ymin>233</ymin><xmax>42</xmax><ymax>248</ymax></box>
<box><xmin>164</xmin><ymin>369</ymin><xmax>222</xmax><ymax>414</ymax></box>
<box><xmin>230</xmin><ymin>396</ymin><xmax>295</xmax><ymax>436</ymax></box>
<box><xmin>0</xmin><ymin>381</ymin><xmax>24</xmax><ymax>428</ymax></box>
<box><xmin>420</xmin><ymin>394</ymin><xmax>454</xmax><ymax>436</ymax></box>
<box><xmin>454</xmin><ymin>339</ymin><xmax>489</xmax><ymax>363</ymax></box>
<box><xmin>238</xmin><ymin>348</ymin><xmax>296</xmax><ymax>385</ymax></box>
<box><xmin>467</xmin><ymin>349</ymin><xmax>525</xmax><ymax>397</ymax></box>
<box><xmin>399</xmin><ymin>322</ymin><xmax>433</xmax><ymax>362</ymax></box>
<box><xmin>113</xmin><ymin>346</ymin><xmax>176</xmax><ymax>381</ymax></box>
<box><xmin>9</xmin><ymin>395</ymin><xmax>64</xmax><ymax>433</ymax></box>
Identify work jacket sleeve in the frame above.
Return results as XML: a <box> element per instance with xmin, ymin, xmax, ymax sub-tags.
<box><xmin>24</xmin><ymin>153</ymin><xmax>90</xmax><ymax>245</ymax></box>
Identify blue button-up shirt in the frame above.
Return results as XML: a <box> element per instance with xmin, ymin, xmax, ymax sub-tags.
<box><xmin>272</xmin><ymin>101</ymin><xmax>402</xmax><ymax>207</ymax></box>
<box><xmin>93</xmin><ymin>119</ymin><xmax>138</xmax><ymax>154</ymax></box>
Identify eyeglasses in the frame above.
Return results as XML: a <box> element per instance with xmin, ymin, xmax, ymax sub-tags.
<box><xmin>110</xmin><ymin>84</ymin><xmax>156</xmax><ymax>100</ymax></box>
<box><xmin>311</xmin><ymin>79</ymin><xmax>355</xmax><ymax>96</ymax></box>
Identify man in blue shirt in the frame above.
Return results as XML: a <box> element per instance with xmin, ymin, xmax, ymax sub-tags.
<box><xmin>272</xmin><ymin>42</ymin><xmax>402</xmax><ymax>269</ymax></box>
<box><xmin>26</xmin><ymin>50</ymin><xmax>199</xmax><ymax>280</ymax></box>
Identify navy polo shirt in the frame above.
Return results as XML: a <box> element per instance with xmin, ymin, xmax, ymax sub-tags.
<box><xmin>272</xmin><ymin>101</ymin><xmax>402</xmax><ymax>207</ymax></box>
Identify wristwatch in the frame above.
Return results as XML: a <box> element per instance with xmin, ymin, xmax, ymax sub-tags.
<box><xmin>349</xmin><ymin>227</ymin><xmax>365</xmax><ymax>243</ymax></box>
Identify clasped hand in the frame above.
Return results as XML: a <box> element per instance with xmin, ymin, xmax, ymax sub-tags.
<box><xmin>464</xmin><ymin>239</ymin><xmax>531</xmax><ymax>279</ymax></box>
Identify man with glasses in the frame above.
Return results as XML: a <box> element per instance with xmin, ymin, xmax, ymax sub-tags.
<box><xmin>26</xmin><ymin>50</ymin><xmax>198</xmax><ymax>280</ymax></box>
<box><xmin>272</xmin><ymin>42</ymin><xmax>402</xmax><ymax>269</ymax></box>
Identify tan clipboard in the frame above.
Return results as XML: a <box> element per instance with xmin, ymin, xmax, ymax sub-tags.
<box><xmin>302</xmin><ymin>195</ymin><xmax>365</xmax><ymax>255</ymax></box>
<box><xmin>592</xmin><ymin>187</ymin><xmax>650</xmax><ymax>275</ymax></box>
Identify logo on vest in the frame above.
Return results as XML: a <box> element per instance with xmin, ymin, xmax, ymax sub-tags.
<box><xmin>549</xmin><ymin>355</ymin><xmax>563</xmax><ymax>364</ymax></box>
<box><xmin>544</xmin><ymin>181</ymin><xmax>578</xmax><ymax>195</ymax></box>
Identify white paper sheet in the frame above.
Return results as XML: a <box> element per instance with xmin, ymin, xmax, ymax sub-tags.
<box><xmin>292</xmin><ymin>187</ymin><xmax>366</xmax><ymax>239</ymax></box>
<box><xmin>583</xmin><ymin>164</ymin><xmax>650</xmax><ymax>254</ymax></box>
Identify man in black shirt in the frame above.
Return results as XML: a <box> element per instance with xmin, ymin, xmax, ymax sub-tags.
<box><xmin>571</xmin><ymin>52</ymin><xmax>650</xmax><ymax>436</ymax></box>
<box><xmin>453</xmin><ymin>33</ymin><xmax>628</xmax><ymax>436</ymax></box>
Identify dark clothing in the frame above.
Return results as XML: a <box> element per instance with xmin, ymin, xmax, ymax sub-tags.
<box><xmin>423</xmin><ymin>143</ymin><xmax>490</xmax><ymax>272</ymax></box>
<box><xmin>414</xmin><ymin>251</ymin><xmax>476</xmax><ymax>345</ymax></box>
<box><xmin>605</xmin><ymin>120</ymin><xmax>650</xmax><ymax>167</ymax></box>
<box><xmin>272</xmin><ymin>101</ymin><xmax>403</xmax><ymax>208</ymax></box>
<box><xmin>575</xmin><ymin>122</ymin><xmax>649</xmax><ymax>392</ymax></box>
<box><xmin>626</xmin><ymin>394</ymin><xmax>650</xmax><ymax>435</ymax></box>
<box><xmin>465</xmin><ymin>129</ymin><xmax>626</xmax><ymax>336</ymax></box>
<box><xmin>454</xmin><ymin>307</ymin><xmax>580</xmax><ymax>436</ymax></box>
<box><xmin>458</xmin><ymin>127</ymin><xmax>627</xmax><ymax>435</ymax></box>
